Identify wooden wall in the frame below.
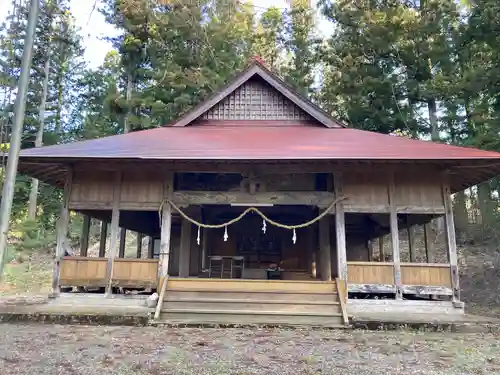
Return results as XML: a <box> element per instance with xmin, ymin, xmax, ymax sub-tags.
<box><xmin>69</xmin><ymin>166</ymin><xmax>446</xmax><ymax>215</ymax></box>
<box><xmin>342</xmin><ymin>170</ymin><xmax>444</xmax><ymax>214</ymax></box>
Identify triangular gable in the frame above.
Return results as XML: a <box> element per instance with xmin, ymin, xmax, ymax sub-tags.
<box><xmin>199</xmin><ymin>77</ymin><xmax>314</xmax><ymax>122</ymax></box>
<box><xmin>170</xmin><ymin>61</ymin><xmax>345</xmax><ymax>128</ymax></box>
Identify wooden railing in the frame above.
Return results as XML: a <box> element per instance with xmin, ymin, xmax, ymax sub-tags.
<box><xmin>112</xmin><ymin>259</ymin><xmax>159</xmax><ymax>288</ymax></box>
<box><xmin>400</xmin><ymin>263</ymin><xmax>451</xmax><ymax>287</ymax></box>
<box><xmin>347</xmin><ymin>262</ymin><xmax>394</xmax><ymax>285</ymax></box>
<box><xmin>60</xmin><ymin>257</ymin><xmax>107</xmax><ymax>287</ymax></box>
<box><xmin>60</xmin><ymin>257</ymin><xmax>158</xmax><ymax>288</ymax></box>
<box><xmin>346</xmin><ymin>261</ymin><xmax>453</xmax><ymax>295</ymax></box>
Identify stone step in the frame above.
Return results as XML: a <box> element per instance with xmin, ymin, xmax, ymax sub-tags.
<box><xmin>164</xmin><ymin>290</ymin><xmax>339</xmax><ymax>303</ymax></box>
<box><xmin>162</xmin><ymin>300</ymin><xmax>340</xmax><ymax>314</ymax></box>
<box><xmin>157</xmin><ymin>310</ymin><xmax>344</xmax><ymax>327</ymax></box>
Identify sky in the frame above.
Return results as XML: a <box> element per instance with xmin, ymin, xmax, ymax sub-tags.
<box><xmin>0</xmin><ymin>0</ymin><xmax>332</xmax><ymax>70</ymax></box>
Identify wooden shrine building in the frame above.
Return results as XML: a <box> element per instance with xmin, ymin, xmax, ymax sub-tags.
<box><xmin>17</xmin><ymin>60</ymin><xmax>500</xmax><ymax>326</ymax></box>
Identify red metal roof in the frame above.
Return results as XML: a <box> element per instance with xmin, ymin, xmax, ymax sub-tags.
<box><xmin>18</xmin><ymin>121</ymin><xmax>500</xmax><ymax>161</ymax></box>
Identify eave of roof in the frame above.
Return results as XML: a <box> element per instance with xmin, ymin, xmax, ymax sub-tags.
<box><xmin>18</xmin><ymin>124</ymin><xmax>500</xmax><ymax>161</ymax></box>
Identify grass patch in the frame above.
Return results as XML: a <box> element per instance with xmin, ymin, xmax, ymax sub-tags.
<box><xmin>1</xmin><ymin>249</ymin><xmax>52</xmax><ymax>294</ymax></box>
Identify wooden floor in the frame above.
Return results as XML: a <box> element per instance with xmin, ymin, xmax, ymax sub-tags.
<box><xmin>155</xmin><ymin>278</ymin><xmax>346</xmax><ymax>327</ymax></box>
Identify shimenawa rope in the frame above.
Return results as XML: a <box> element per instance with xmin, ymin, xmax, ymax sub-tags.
<box><xmin>158</xmin><ymin>196</ymin><xmax>347</xmax><ymax>230</ymax></box>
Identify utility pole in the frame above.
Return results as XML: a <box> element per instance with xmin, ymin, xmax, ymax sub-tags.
<box><xmin>0</xmin><ymin>0</ymin><xmax>40</xmax><ymax>278</ymax></box>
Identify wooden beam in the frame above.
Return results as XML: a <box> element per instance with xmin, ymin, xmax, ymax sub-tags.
<box><xmin>179</xmin><ymin>217</ymin><xmax>192</xmax><ymax>278</ymax></box>
<box><xmin>154</xmin><ymin>275</ymin><xmax>168</xmax><ymax>321</ymax></box>
<box><xmin>442</xmin><ymin>180</ymin><xmax>460</xmax><ymax>302</ymax></box>
<box><xmin>334</xmin><ymin>172</ymin><xmax>347</xmax><ymax>282</ymax></box>
<box><xmin>105</xmin><ymin>171</ymin><xmax>122</xmax><ymax>295</ymax></box>
<box><xmin>80</xmin><ymin>215</ymin><xmax>91</xmax><ymax>257</ymax></box>
<box><xmin>118</xmin><ymin>228</ymin><xmax>126</xmax><ymax>258</ymax></box>
<box><xmin>99</xmin><ymin>221</ymin><xmax>107</xmax><ymax>257</ymax></box>
<box><xmin>51</xmin><ymin>168</ymin><xmax>72</xmax><ymax>296</ymax></box>
<box><xmin>136</xmin><ymin>233</ymin><xmax>143</xmax><ymax>259</ymax></box>
<box><xmin>172</xmin><ymin>190</ymin><xmax>335</xmax><ymax>207</ymax></box>
<box><xmin>401</xmin><ymin>285</ymin><xmax>453</xmax><ymax>296</ymax></box>
<box><xmin>348</xmin><ymin>283</ymin><xmax>396</xmax><ymax>294</ymax></box>
<box><xmin>388</xmin><ymin>173</ymin><xmax>403</xmax><ymax>300</ymax></box>
<box><xmin>68</xmin><ymin>200</ymin><xmax>446</xmax><ymax>215</ymax></box>
<box><xmin>70</xmin><ymin>159</ymin><xmax>444</xmax><ymax>175</ymax></box>
<box><xmin>319</xmin><ymin>216</ymin><xmax>331</xmax><ymax>281</ymax></box>
<box><xmin>158</xmin><ymin>173</ymin><xmax>174</xmax><ymax>289</ymax></box>
<box><xmin>335</xmin><ymin>278</ymin><xmax>349</xmax><ymax>326</ymax></box>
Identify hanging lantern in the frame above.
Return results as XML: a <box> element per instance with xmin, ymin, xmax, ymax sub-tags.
<box><xmin>292</xmin><ymin>228</ymin><xmax>297</xmax><ymax>244</ymax></box>
<box><xmin>262</xmin><ymin>219</ymin><xmax>267</xmax><ymax>234</ymax></box>
<box><xmin>197</xmin><ymin>226</ymin><xmax>201</xmax><ymax>245</ymax></box>
<box><xmin>223</xmin><ymin>226</ymin><xmax>228</xmax><ymax>242</ymax></box>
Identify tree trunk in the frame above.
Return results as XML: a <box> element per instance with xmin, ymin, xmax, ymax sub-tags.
<box><xmin>124</xmin><ymin>72</ymin><xmax>133</xmax><ymax>134</ymax></box>
<box><xmin>477</xmin><ymin>182</ymin><xmax>494</xmax><ymax>228</ymax></box>
<box><xmin>27</xmin><ymin>57</ymin><xmax>50</xmax><ymax>220</ymax></box>
<box><xmin>428</xmin><ymin>98</ymin><xmax>439</xmax><ymax>141</ymax></box>
<box><xmin>454</xmin><ymin>190</ymin><xmax>468</xmax><ymax>234</ymax></box>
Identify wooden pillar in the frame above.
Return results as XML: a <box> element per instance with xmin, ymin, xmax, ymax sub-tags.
<box><xmin>442</xmin><ymin>180</ymin><xmax>460</xmax><ymax>302</ymax></box>
<box><xmin>105</xmin><ymin>171</ymin><xmax>122</xmax><ymax>295</ymax></box>
<box><xmin>201</xmin><ymin>228</ymin><xmax>208</xmax><ymax>270</ymax></box>
<box><xmin>148</xmin><ymin>236</ymin><xmax>154</xmax><ymax>258</ymax></box>
<box><xmin>319</xmin><ymin>217</ymin><xmax>331</xmax><ymax>281</ymax></box>
<box><xmin>51</xmin><ymin>168</ymin><xmax>72</xmax><ymax>296</ymax></box>
<box><xmin>136</xmin><ymin>233</ymin><xmax>143</xmax><ymax>259</ymax></box>
<box><xmin>407</xmin><ymin>223</ymin><xmax>416</xmax><ymax>262</ymax></box>
<box><xmin>379</xmin><ymin>236</ymin><xmax>385</xmax><ymax>262</ymax></box>
<box><xmin>334</xmin><ymin>172</ymin><xmax>347</xmax><ymax>282</ymax></box>
<box><xmin>99</xmin><ymin>221</ymin><xmax>107</xmax><ymax>257</ymax></box>
<box><xmin>179</xmin><ymin>217</ymin><xmax>192</xmax><ymax>277</ymax></box>
<box><xmin>311</xmin><ymin>251</ymin><xmax>317</xmax><ymax>278</ymax></box>
<box><xmin>118</xmin><ymin>228</ymin><xmax>126</xmax><ymax>258</ymax></box>
<box><xmin>367</xmin><ymin>240</ymin><xmax>373</xmax><ymax>262</ymax></box>
<box><xmin>423</xmin><ymin>223</ymin><xmax>433</xmax><ymax>263</ymax></box>
<box><xmin>80</xmin><ymin>215</ymin><xmax>91</xmax><ymax>257</ymax></box>
<box><xmin>307</xmin><ymin>225</ymin><xmax>317</xmax><ymax>278</ymax></box>
<box><xmin>158</xmin><ymin>173</ymin><xmax>174</xmax><ymax>288</ymax></box>
<box><xmin>388</xmin><ymin>173</ymin><xmax>402</xmax><ymax>300</ymax></box>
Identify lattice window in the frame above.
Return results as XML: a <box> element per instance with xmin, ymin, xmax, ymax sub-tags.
<box><xmin>200</xmin><ymin>79</ymin><xmax>312</xmax><ymax>121</ymax></box>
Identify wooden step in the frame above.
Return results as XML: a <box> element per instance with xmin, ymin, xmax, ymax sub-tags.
<box><xmin>163</xmin><ymin>300</ymin><xmax>340</xmax><ymax>314</ymax></box>
<box><xmin>165</xmin><ymin>296</ymin><xmax>339</xmax><ymax>305</ymax></box>
<box><xmin>167</xmin><ymin>278</ymin><xmax>337</xmax><ymax>294</ymax></box>
<box><xmin>162</xmin><ymin>308</ymin><xmax>341</xmax><ymax>317</ymax></box>
<box><xmin>164</xmin><ymin>290</ymin><xmax>339</xmax><ymax>303</ymax></box>
<box><xmin>157</xmin><ymin>311</ymin><xmax>344</xmax><ymax>327</ymax></box>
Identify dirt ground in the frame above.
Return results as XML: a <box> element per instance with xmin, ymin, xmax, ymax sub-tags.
<box><xmin>0</xmin><ymin>324</ymin><xmax>498</xmax><ymax>375</ymax></box>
